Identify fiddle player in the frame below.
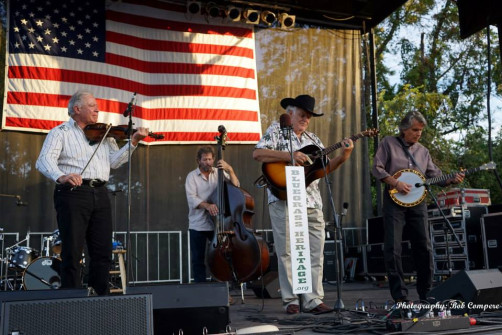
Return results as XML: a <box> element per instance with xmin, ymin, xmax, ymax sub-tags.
<box><xmin>372</xmin><ymin>111</ymin><xmax>464</xmax><ymax>303</ymax></box>
<box><xmin>253</xmin><ymin>94</ymin><xmax>354</xmax><ymax>314</ymax></box>
<box><xmin>36</xmin><ymin>89</ymin><xmax>148</xmax><ymax>295</ymax></box>
<box><xmin>185</xmin><ymin>146</ymin><xmax>239</xmax><ymax>284</ymax></box>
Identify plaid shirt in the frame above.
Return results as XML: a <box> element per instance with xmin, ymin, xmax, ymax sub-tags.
<box><xmin>255</xmin><ymin>121</ymin><xmax>324</xmax><ymax>209</ymax></box>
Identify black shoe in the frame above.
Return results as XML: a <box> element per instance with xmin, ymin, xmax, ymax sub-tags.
<box><xmin>87</xmin><ymin>287</ymin><xmax>98</xmax><ymax>297</ymax></box>
<box><xmin>394</xmin><ymin>296</ymin><xmax>409</xmax><ymax>304</ymax></box>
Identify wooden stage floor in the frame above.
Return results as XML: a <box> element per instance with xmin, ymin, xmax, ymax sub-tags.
<box><xmin>225</xmin><ymin>279</ymin><xmax>502</xmax><ymax>335</ymax></box>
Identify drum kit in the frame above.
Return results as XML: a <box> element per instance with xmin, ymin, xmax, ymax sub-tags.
<box><xmin>2</xmin><ymin>230</ymin><xmax>63</xmax><ymax>291</ymax></box>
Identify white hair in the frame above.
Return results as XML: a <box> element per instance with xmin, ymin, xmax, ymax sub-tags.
<box><xmin>68</xmin><ymin>89</ymin><xmax>93</xmax><ymax>116</ymax></box>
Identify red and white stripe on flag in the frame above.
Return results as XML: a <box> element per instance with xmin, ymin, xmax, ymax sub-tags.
<box><xmin>3</xmin><ymin>0</ymin><xmax>261</xmax><ymax>144</ymax></box>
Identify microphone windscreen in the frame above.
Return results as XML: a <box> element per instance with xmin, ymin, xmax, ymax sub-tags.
<box><xmin>279</xmin><ymin>113</ymin><xmax>292</xmax><ymax>128</ymax></box>
<box><xmin>343</xmin><ymin>202</ymin><xmax>349</xmax><ymax>209</ymax></box>
<box><xmin>217</xmin><ymin>125</ymin><xmax>226</xmax><ymax>133</ymax></box>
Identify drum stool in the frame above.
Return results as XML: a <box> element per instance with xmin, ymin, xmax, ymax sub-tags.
<box><xmin>109</xmin><ymin>249</ymin><xmax>127</xmax><ymax>294</ymax></box>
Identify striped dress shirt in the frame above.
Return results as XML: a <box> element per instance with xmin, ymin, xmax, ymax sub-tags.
<box><xmin>36</xmin><ymin>118</ymin><xmax>137</xmax><ymax>182</ymax></box>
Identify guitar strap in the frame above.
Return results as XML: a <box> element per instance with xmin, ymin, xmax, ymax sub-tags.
<box><xmin>395</xmin><ymin>136</ymin><xmax>426</xmax><ymax>176</ymax></box>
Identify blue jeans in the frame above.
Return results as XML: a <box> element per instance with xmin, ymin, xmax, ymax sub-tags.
<box><xmin>189</xmin><ymin>229</ymin><xmax>214</xmax><ymax>282</ymax></box>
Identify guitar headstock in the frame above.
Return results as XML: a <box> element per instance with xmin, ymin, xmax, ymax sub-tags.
<box><xmin>361</xmin><ymin>128</ymin><xmax>379</xmax><ymax>138</ymax></box>
<box><xmin>348</xmin><ymin>128</ymin><xmax>380</xmax><ymax>143</ymax></box>
<box><xmin>480</xmin><ymin>161</ymin><xmax>497</xmax><ymax>170</ymax></box>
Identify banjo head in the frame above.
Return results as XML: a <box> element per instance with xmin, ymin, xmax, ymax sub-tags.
<box><xmin>390</xmin><ymin>169</ymin><xmax>427</xmax><ymax>207</ymax></box>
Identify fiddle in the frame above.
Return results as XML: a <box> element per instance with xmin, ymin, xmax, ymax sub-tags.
<box><xmin>83</xmin><ymin>123</ymin><xmax>164</xmax><ymax>143</ymax></box>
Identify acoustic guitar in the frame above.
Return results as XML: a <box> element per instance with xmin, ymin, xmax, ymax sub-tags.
<box><xmin>389</xmin><ymin>162</ymin><xmax>496</xmax><ymax>207</ymax></box>
<box><xmin>257</xmin><ymin>129</ymin><xmax>379</xmax><ymax>200</ymax></box>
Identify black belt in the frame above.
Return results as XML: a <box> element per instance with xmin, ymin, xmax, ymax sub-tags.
<box><xmin>82</xmin><ymin>179</ymin><xmax>107</xmax><ymax>187</ymax></box>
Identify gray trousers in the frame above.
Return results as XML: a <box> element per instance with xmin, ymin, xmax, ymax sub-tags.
<box><xmin>269</xmin><ymin>201</ymin><xmax>326</xmax><ymax>310</ymax></box>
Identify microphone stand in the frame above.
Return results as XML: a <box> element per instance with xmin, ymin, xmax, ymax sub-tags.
<box><xmin>423</xmin><ymin>183</ymin><xmax>462</xmax><ymax>278</ymax></box>
<box><xmin>288</xmin><ymin>131</ymin><xmax>294</xmax><ymax>166</ymax></box>
<box><xmin>0</xmin><ymin>194</ymin><xmax>27</xmax><ymax>206</ymax></box>
<box><xmin>319</xmin><ymin>155</ymin><xmax>344</xmax><ymax>314</ymax></box>
<box><xmin>339</xmin><ymin>208</ymin><xmax>347</xmax><ymax>280</ymax></box>
<box><xmin>124</xmin><ymin>102</ymin><xmax>136</xmax><ymax>291</ymax></box>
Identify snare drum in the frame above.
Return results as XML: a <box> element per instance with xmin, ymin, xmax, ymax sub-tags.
<box><xmin>23</xmin><ymin>257</ymin><xmax>62</xmax><ymax>290</ymax></box>
<box><xmin>8</xmin><ymin>247</ymin><xmax>39</xmax><ymax>271</ymax></box>
<box><xmin>51</xmin><ymin>229</ymin><xmax>62</xmax><ymax>255</ymax></box>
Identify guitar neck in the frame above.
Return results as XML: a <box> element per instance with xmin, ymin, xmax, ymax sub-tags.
<box><xmin>425</xmin><ymin>166</ymin><xmax>484</xmax><ymax>186</ymax></box>
<box><xmin>321</xmin><ymin>133</ymin><xmax>366</xmax><ymax>156</ymax></box>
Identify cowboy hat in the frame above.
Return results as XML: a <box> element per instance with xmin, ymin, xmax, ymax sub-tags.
<box><xmin>280</xmin><ymin>94</ymin><xmax>323</xmax><ymax>117</ymax></box>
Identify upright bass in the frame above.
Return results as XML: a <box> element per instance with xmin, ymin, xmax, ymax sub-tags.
<box><xmin>206</xmin><ymin>126</ymin><xmax>269</xmax><ymax>283</ymax></box>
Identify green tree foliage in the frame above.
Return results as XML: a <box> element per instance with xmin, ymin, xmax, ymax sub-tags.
<box><xmin>369</xmin><ymin>0</ymin><xmax>502</xmax><ymax>206</ymax></box>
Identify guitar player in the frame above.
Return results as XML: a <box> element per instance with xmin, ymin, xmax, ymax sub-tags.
<box><xmin>253</xmin><ymin>94</ymin><xmax>354</xmax><ymax>314</ymax></box>
<box><xmin>371</xmin><ymin>110</ymin><xmax>464</xmax><ymax>303</ymax></box>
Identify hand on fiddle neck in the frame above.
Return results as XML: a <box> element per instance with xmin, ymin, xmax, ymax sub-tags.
<box><xmin>131</xmin><ymin>127</ymin><xmax>149</xmax><ymax>146</ymax></box>
<box><xmin>217</xmin><ymin>159</ymin><xmax>240</xmax><ymax>187</ymax></box>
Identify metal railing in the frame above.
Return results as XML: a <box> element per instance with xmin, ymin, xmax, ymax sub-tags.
<box><xmin>2</xmin><ymin>227</ymin><xmax>365</xmax><ymax>287</ymax></box>
<box><xmin>113</xmin><ymin>231</ymin><xmax>183</xmax><ymax>284</ymax></box>
<box><xmin>1</xmin><ymin>231</ymin><xmax>183</xmax><ymax>286</ymax></box>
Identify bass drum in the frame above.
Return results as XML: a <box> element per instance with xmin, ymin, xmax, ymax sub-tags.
<box><xmin>23</xmin><ymin>257</ymin><xmax>62</xmax><ymax>290</ymax></box>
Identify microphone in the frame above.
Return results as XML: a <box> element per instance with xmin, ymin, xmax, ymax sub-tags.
<box><xmin>123</xmin><ymin>92</ymin><xmax>137</xmax><ymax>117</ymax></box>
<box><xmin>279</xmin><ymin>113</ymin><xmax>292</xmax><ymax>140</ymax></box>
<box><xmin>341</xmin><ymin>202</ymin><xmax>349</xmax><ymax>216</ymax></box>
<box><xmin>415</xmin><ymin>182</ymin><xmax>429</xmax><ymax>188</ymax></box>
<box><xmin>15</xmin><ymin>196</ymin><xmax>28</xmax><ymax>206</ymax></box>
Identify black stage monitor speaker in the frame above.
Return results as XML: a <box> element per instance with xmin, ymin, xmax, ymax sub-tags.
<box><xmin>481</xmin><ymin>212</ymin><xmax>502</xmax><ymax>269</ymax></box>
<box><xmin>0</xmin><ymin>288</ymin><xmax>88</xmax><ymax>310</ymax></box>
<box><xmin>127</xmin><ymin>282</ymin><xmax>229</xmax><ymax>335</ymax></box>
<box><xmin>0</xmin><ymin>288</ymin><xmax>88</xmax><ymax>326</ymax></box>
<box><xmin>1</xmin><ymin>294</ymin><xmax>153</xmax><ymax>335</ymax></box>
<box><xmin>249</xmin><ymin>271</ymin><xmax>281</xmax><ymax>299</ymax></box>
<box><xmin>428</xmin><ymin>269</ymin><xmax>502</xmax><ymax>312</ymax></box>
<box><xmin>487</xmin><ymin>203</ymin><xmax>502</xmax><ymax>214</ymax></box>
<box><xmin>323</xmin><ymin>240</ymin><xmax>342</xmax><ymax>282</ymax></box>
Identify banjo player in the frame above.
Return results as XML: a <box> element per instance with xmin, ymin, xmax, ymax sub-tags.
<box><xmin>371</xmin><ymin>110</ymin><xmax>464</xmax><ymax>304</ymax></box>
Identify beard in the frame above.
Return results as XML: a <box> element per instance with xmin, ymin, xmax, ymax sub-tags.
<box><xmin>199</xmin><ymin>164</ymin><xmax>213</xmax><ymax>173</ymax></box>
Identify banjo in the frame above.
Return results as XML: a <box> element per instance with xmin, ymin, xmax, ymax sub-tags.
<box><xmin>389</xmin><ymin>162</ymin><xmax>497</xmax><ymax>207</ymax></box>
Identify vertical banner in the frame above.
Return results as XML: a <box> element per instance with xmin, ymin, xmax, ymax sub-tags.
<box><xmin>286</xmin><ymin>166</ymin><xmax>312</xmax><ymax>294</ymax></box>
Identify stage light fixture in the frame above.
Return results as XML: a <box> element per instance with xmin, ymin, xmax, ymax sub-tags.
<box><xmin>242</xmin><ymin>9</ymin><xmax>260</xmax><ymax>25</ymax></box>
<box><xmin>278</xmin><ymin>13</ymin><xmax>295</xmax><ymax>28</ymax></box>
<box><xmin>225</xmin><ymin>6</ymin><xmax>241</xmax><ymax>21</ymax></box>
<box><xmin>206</xmin><ymin>2</ymin><xmax>220</xmax><ymax>18</ymax></box>
<box><xmin>260</xmin><ymin>10</ymin><xmax>276</xmax><ymax>25</ymax></box>
<box><xmin>187</xmin><ymin>0</ymin><xmax>201</xmax><ymax>15</ymax></box>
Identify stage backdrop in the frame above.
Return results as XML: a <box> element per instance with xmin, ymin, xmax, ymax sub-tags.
<box><xmin>3</xmin><ymin>0</ymin><xmax>262</xmax><ymax>143</ymax></box>
<box><xmin>0</xmin><ymin>2</ymin><xmax>372</xmax><ymax>268</ymax></box>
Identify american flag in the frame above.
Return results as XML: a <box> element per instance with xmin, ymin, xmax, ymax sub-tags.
<box><xmin>3</xmin><ymin>0</ymin><xmax>261</xmax><ymax>144</ymax></box>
